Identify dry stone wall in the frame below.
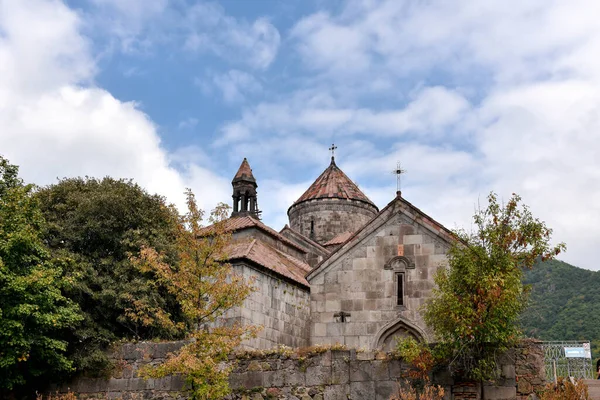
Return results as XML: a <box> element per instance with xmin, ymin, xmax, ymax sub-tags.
<box><xmin>60</xmin><ymin>340</ymin><xmax>545</xmax><ymax>400</ymax></box>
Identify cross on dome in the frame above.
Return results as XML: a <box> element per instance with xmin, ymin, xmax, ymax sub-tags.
<box><xmin>329</xmin><ymin>143</ymin><xmax>337</xmax><ymax>161</ymax></box>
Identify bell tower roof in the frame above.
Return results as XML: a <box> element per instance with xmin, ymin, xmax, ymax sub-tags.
<box><xmin>233</xmin><ymin>158</ymin><xmax>256</xmax><ymax>184</ymax></box>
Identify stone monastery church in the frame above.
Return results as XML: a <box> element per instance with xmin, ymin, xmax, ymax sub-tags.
<box><xmin>217</xmin><ymin>154</ymin><xmax>454</xmax><ymax>351</ymax></box>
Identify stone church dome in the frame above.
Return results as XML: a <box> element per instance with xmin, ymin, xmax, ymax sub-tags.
<box><xmin>288</xmin><ymin>156</ymin><xmax>379</xmax><ymax>245</ymax></box>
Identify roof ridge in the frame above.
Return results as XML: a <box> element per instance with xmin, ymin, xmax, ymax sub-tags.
<box><xmin>280</xmin><ymin>225</ymin><xmax>329</xmax><ymax>252</ymax></box>
<box><xmin>252</xmin><ymin>218</ymin><xmax>309</xmax><ymax>253</ymax></box>
<box><xmin>200</xmin><ymin>216</ymin><xmax>309</xmax><ymax>255</ymax></box>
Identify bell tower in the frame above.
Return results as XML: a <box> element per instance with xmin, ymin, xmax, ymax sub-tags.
<box><xmin>231</xmin><ymin>158</ymin><xmax>259</xmax><ymax>218</ymax></box>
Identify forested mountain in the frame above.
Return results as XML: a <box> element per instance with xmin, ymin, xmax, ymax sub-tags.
<box><xmin>521</xmin><ymin>259</ymin><xmax>600</xmax><ymax>359</ymax></box>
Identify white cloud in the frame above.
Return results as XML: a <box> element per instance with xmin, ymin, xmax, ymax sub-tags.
<box><xmin>84</xmin><ymin>0</ymin><xmax>168</xmax><ymax>53</ymax></box>
<box><xmin>290</xmin><ymin>1</ymin><xmax>600</xmax><ymax>82</ymax></box>
<box><xmin>259</xmin><ymin>179</ymin><xmax>313</xmax><ymax>230</ymax></box>
<box><xmin>184</xmin><ymin>3</ymin><xmax>280</xmax><ymax>69</ymax></box>
<box><xmin>178</xmin><ymin>117</ymin><xmax>199</xmax><ymax>130</ymax></box>
<box><xmin>210</xmin><ymin>70</ymin><xmax>262</xmax><ymax>104</ymax></box>
<box><xmin>0</xmin><ymin>0</ymin><xmax>229</xmax><ymax>213</ymax></box>
<box><xmin>291</xmin><ymin>11</ymin><xmax>370</xmax><ymax>75</ymax></box>
<box><xmin>0</xmin><ymin>0</ymin><xmax>94</xmax><ymax>101</ymax></box>
<box><xmin>82</xmin><ymin>0</ymin><xmax>281</xmax><ymax>68</ymax></box>
<box><xmin>217</xmin><ymin>86</ymin><xmax>470</xmax><ymax>145</ymax></box>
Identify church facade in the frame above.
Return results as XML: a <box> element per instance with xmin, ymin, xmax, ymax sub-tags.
<box><xmin>218</xmin><ymin>155</ymin><xmax>453</xmax><ymax>350</ymax></box>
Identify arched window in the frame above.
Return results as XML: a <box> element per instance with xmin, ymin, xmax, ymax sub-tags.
<box><xmin>384</xmin><ymin>256</ymin><xmax>414</xmax><ymax>309</ymax></box>
<box><xmin>396</xmin><ymin>272</ymin><xmax>404</xmax><ymax>306</ymax></box>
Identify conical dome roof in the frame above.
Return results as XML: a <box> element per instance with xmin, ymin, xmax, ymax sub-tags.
<box><xmin>233</xmin><ymin>158</ymin><xmax>256</xmax><ymax>183</ymax></box>
<box><xmin>290</xmin><ymin>158</ymin><xmax>376</xmax><ymax>208</ymax></box>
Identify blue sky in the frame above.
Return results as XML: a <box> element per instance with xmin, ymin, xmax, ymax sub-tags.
<box><xmin>1</xmin><ymin>0</ymin><xmax>600</xmax><ymax>270</ymax></box>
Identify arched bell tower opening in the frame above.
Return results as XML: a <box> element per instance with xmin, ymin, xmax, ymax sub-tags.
<box><xmin>231</xmin><ymin>158</ymin><xmax>259</xmax><ymax>218</ymax></box>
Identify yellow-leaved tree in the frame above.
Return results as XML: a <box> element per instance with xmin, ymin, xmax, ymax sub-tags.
<box><xmin>128</xmin><ymin>189</ymin><xmax>257</xmax><ymax>399</ymax></box>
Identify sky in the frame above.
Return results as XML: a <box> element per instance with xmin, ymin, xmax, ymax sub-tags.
<box><xmin>1</xmin><ymin>0</ymin><xmax>600</xmax><ymax>270</ymax></box>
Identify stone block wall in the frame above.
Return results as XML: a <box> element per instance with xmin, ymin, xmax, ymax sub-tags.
<box><xmin>228</xmin><ymin>350</ymin><xmax>414</xmax><ymax>400</ymax></box>
<box><xmin>60</xmin><ymin>340</ymin><xmax>546</xmax><ymax>400</ymax></box>
<box><xmin>56</xmin><ymin>341</ymin><xmax>188</xmax><ymax>399</ymax></box>
<box><xmin>288</xmin><ymin>199</ymin><xmax>378</xmax><ymax>245</ymax></box>
<box><xmin>230</xmin><ymin>264</ymin><xmax>311</xmax><ymax>349</ymax></box>
<box><xmin>309</xmin><ymin>211</ymin><xmax>450</xmax><ymax>349</ymax></box>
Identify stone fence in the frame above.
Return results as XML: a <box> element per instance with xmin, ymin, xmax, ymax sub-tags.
<box><xmin>57</xmin><ymin>340</ymin><xmax>545</xmax><ymax>400</ymax></box>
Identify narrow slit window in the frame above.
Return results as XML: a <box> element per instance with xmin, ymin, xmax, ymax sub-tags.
<box><xmin>396</xmin><ymin>272</ymin><xmax>404</xmax><ymax>306</ymax></box>
<box><xmin>310</xmin><ymin>219</ymin><xmax>314</xmax><ymax>234</ymax></box>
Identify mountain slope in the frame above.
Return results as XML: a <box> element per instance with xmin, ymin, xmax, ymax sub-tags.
<box><xmin>520</xmin><ymin>259</ymin><xmax>600</xmax><ymax>360</ymax></box>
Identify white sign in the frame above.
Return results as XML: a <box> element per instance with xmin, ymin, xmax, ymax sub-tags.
<box><xmin>583</xmin><ymin>342</ymin><xmax>592</xmax><ymax>359</ymax></box>
<box><xmin>564</xmin><ymin>347</ymin><xmax>590</xmax><ymax>359</ymax></box>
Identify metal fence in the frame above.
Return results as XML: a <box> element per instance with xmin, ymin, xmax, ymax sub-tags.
<box><xmin>541</xmin><ymin>341</ymin><xmax>595</xmax><ymax>380</ymax></box>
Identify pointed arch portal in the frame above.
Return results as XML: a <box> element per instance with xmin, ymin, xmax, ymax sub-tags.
<box><xmin>372</xmin><ymin>317</ymin><xmax>427</xmax><ymax>351</ymax></box>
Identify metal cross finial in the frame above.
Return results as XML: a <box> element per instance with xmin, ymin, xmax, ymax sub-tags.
<box><xmin>392</xmin><ymin>162</ymin><xmax>407</xmax><ymax>195</ymax></box>
<box><xmin>329</xmin><ymin>143</ymin><xmax>338</xmax><ymax>160</ymax></box>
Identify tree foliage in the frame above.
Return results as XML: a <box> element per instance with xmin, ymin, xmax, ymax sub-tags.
<box><xmin>35</xmin><ymin>177</ymin><xmax>188</xmax><ymax>373</ymax></box>
<box><xmin>0</xmin><ymin>157</ymin><xmax>82</xmax><ymax>391</ymax></box>
<box><xmin>424</xmin><ymin>192</ymin><xmax>565</xmax><ymax>381</ymax></box>
<box><xmin>131</xmin><ymin>190</ymin><xmax>257</xmax><ymax>399</ymax></box>
<box><xmin>393</xmin><ymin>338</ymin><xmax>444</xmax><ymax>400</ymax></box>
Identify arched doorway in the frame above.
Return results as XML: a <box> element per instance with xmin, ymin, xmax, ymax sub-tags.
<box><xmin>372</xmin><ymin>318</ymin><xmax>427</xmax><ymax>351</ymax></box>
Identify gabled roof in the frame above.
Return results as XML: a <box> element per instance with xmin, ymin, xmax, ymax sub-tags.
<box><xmin>323</xmin><ymin>231</ymin><xmax>353</xmax><ymax>247</ymax></box>
<box><xmin>289</xmin><ymin>158</ymin><xmax>377</xmax><ymax>211</ymax></box>
<box><xmin>233</xmin><ymin>158</ymin><xmax>256</xmax><ymax>183</ymax></box>
<box><xmin>198</xmin><ymin>216</ymin><xmax>308</xmax><ymax>254</ymax></box>
<box><xmin>306</xmin><ymin>193</ymin><xmax>458</xmax><ymax>281</ymax></box>
<box><xmin>227</xmin><ymin>239</ymin><xmax>311</xmax><ymax>287</ymax></box>
<box><xmin>280</xmin><ymin>225</ymin><xmax>330</xmax><ymax>256</ymax></box>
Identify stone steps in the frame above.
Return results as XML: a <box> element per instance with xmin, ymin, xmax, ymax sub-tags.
<box><xmin>584</xmin><ymin>380</ymin><xmax>600</xmax><ymax>400</ymax></box>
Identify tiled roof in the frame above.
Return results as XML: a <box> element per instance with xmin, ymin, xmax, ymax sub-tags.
<box><xmin>280</xmin><ymin>224</ymin><xmax>329</xmax><ymax>254</ymax></box>
<box><xmin>323</xmin><ymin>231</ymin><xmax>353</xmax><ymax>247</ymax></box>
<box><xmin>233</xmin><ymin>158</ymin><xmax>256</xmax><ymax>182</ymax></box>
<box><xmin>227</xmin><ymin>239</ymin><xmax>311</xmax><ymax>287</ymax></box>
<box><xmin>198</xmin><ymin>216</ymin><xmax>308</xmax><ymax>254</ymax></box>
<box><xmin>290</xmin><ymin>158</ymin><xmax>376</xmax><ymax>208</ymax></box>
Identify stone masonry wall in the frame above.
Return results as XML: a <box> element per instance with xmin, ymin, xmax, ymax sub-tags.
<box><xmin>288</xmin><ymin>199</ymin><xmax>378</xmax><ymax>245</ymax></box>
<box><xmin>230</xmin><ymin>264</ymin><xmax>311</xmax><ymax>349</ymax></box>
<box><xmin>309</xmin><ymin>211</ymin><xmax>450</xmax><ymax>349</ymax></box>
<box><xmin>61</xmin><ymin>341</ymin><xmax>545</xmax><ymax>400</ymax></box>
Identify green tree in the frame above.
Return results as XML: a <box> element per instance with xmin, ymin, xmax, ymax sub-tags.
<box><xmin>131</xmin><ymin>190</ymin><xmax>257</xmax><ymax>400</ymax></box>
<box><xmin>35</xmin><ymin>177</ymin><xmax>189</xmax><ymax>374</ymax></box>
<box><xmin>424</xmin><ymin>192</ymin><xmax>565</xmax><ymax>381</ymax></box>
<box><xmin>0</xmin><ymin>156</ymin><xmax>82</xmax><ymax>392</ymax></box>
